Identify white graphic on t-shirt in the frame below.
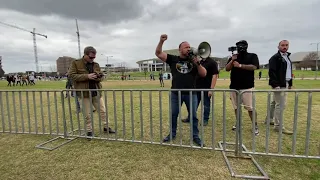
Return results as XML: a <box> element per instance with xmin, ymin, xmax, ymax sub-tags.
<box><xmin>176</xmin><ymin>61</ymin><xmax>193</xmax><ymax>74</ymax></box>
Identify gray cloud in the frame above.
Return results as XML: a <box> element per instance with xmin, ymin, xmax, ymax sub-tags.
<box><xmin>0</xmin><ymin>0</ymin><xmax>148</xmax><ymax>24</ymax></box>
<box><xmin>0</xmin><ymin>0</ymin><xmax>319</xmax><ymax>73</ymax></box>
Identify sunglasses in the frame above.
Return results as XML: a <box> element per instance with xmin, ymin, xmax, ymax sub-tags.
<box><xmin>89</xmin><ymin>56</ymin><xmax>96</xmax><ymax>59</ymax></box>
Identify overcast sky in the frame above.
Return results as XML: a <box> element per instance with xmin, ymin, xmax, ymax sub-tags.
<box><xmin>0</xmin><ymin>0</ymin><xmax>319</xmax><ymax>73</ymax></box>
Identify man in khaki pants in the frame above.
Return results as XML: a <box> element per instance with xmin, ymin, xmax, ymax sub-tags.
<box><xmin>226</xmin><ymin>40</ymin><xmax>260</xmax><ymax>136</ymax></box>
<box><xmin>268</xmin><ymin>40</ymin><xmax>293</xmax><ymax>135</ymax></box>
<box><xmin>69</xmin><ymin>46</ymin><xmax>115</xmax><ymax>137</ymax></box>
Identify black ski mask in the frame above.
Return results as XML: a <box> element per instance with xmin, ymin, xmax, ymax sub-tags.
<box><xmin>236</xmin><ymin>40</ymin><xmax>248</xmax><ymax>54</ymax></box>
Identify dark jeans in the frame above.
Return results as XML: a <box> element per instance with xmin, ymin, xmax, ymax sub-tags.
<box><xmin>170</xmin><ymin>92</ymin><xmax>199</xmax><ymax>138</ymax></box>
<box><xmin>186</xmin><ymin>91</ymin><xmax>211</xmax><ymax>123</ymax></box>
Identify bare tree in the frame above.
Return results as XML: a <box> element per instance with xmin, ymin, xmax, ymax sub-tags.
<box><xmin>299</xmin><ymin>52</ymin><xmax>319</xmax><ymax>69</ymax></box>
<box><xmin>119</xmin><ymin>62</ymin><xmax>127</xmax><ymax>76</ymax></box>
<box><xmin>49</xmin><ymin>65</ymin><xmax>57</xmax><ymax>72</ymax></box>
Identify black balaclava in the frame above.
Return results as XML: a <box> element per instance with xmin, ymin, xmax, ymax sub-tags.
<box><xmin>236</xmin><ymin>40</ymin><xmax>248</xmax><ymax>54</ymax></box>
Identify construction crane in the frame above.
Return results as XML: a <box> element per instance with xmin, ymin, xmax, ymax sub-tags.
<box><xmin>0</xmin><ymin>21</ymin><xmax>47</xmax><ymax>73</ymax></box>
<box><xmin>75</xmin><ymin>19</ymin><xmax>81</xmax><ymax>58</ymax></box>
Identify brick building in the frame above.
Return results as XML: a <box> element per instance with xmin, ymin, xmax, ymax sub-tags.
<box><xmin>56</xmin><ymin>56</ymin><xmax>75</xmax><ymax>75</ymax></box>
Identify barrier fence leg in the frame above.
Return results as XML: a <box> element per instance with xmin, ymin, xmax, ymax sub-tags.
<box><xmin>220</xmin><ymin>90</ymin><xmax>269</xmax><ymax>179</ymax></box>
<box><xmin>35</xmin><ymin>91</ymin><xmax>78</xmax><ymax>151</ymax></box>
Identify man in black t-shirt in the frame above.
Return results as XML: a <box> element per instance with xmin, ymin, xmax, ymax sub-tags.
<box><xmin>182</xmin><ymin>57</ymin><xmax>219</xmax><ymax>126</ymax></box>
<box><xmin>225</xmin><ymin>40</ymin><xmax>260</xmax><ymax>135</ymax></box>
<box><xmin>155</xmin><ymin>34</ymin><xmax>207</xmax><ymax>146</ymax></box>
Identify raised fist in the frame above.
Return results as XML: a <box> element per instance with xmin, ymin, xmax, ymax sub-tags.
<box><xmin>160</xmin><ymin>34</ymin><xmax>168</xmax><ymax>42</ymax></box>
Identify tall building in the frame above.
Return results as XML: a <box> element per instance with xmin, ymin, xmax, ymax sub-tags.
<box><xmin>56</xmin><ymin>56</ymin><xmax>76</xmax><ymax>75</ymax></box>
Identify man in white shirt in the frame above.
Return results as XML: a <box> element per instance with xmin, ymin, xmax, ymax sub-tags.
<box><xmin>29</xmin><ymin>74</ymin><xmax>35</xmax><ymax>85</ymax></box>
<box><xmin>267</xmin><ymin>40</ymin><xmax>293</xmax><ymax>135</ymax></box>
<box><xmin>15</xmin><ymin>75</ymin><xmax>21</xmax><ymax>86</ymax></box>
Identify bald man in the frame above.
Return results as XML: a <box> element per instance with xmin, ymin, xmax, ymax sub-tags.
<box><xmin>268</xmin><ymin>40</ymin><xmax>293</xmax><ymax>135</ymax></box>
<box><xmin>155</xmin><ymin>34</ymin><xmax>207</xmax><ymax>146</ymax></box>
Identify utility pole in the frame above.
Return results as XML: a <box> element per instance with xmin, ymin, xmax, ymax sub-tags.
<box><xmin>0</xmin><ymin>21</ymin><xmax>47</xmax><ymax>73</ymax></box>
<box><xmin>75</xmin><ymin>19</ymin><xmax>81</xmax><ymax>58</ymax></box>
<box><xmin>310</xmin><ymin>42</ymin><xmax>320</xmax><ymax>79</ymax></box>
<box><xmin>101</xmin><ymin>54</ymin><xmax>113</xmax><ymax>73</ymax></box>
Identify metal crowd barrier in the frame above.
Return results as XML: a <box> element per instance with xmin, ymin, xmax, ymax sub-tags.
<box><xmin>59</xmin><ymin>89</ymin><xmax>239</xmax><ymax>153</ymax></box>
<box><xmin>237</xmin><ymin>89</ymin><xmax>320</xmax><ymax>159</ymax></box>
<box><xmin>1</xmin><ymin>88</ymin><xmax>320</xmax><ymax>179</ymax></box>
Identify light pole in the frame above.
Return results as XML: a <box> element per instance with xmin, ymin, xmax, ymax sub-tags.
<box><xmin>101</xmin><ymin>54</ymin><xmax>113</xmax><ymax>73</ymax></box>
<box><xmin>310</xmin><ymin>42</ymin><xmax>319</xmax><ymax>79</ymax></box>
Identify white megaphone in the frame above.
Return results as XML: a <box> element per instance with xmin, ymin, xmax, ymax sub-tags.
<box><xmin>188</xmin><ymin>41</ymin><xmax>211</xmax><ymax>59</ymax></box>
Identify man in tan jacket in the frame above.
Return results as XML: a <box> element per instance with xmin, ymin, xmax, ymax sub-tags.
<box><xmin>68</xmin><ymin>46</ymin><xmax>115</xmax><ymax>137</ymax></box>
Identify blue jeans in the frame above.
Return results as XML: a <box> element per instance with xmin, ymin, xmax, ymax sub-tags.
<box><xmin>170</xmin><ymin>92</ymin><xmax>199</xmax><ymax>138</ymax></box>
<box><xmin>186</xmin><ymin>91</ymin><xmax>211</xmax><ymax>123</ymax></box>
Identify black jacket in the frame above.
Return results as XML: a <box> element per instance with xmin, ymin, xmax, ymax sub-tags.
<box><xmin>268</xmin><ymin>51</ymin><xmax>293</xmax><ymax>88</ymax></box>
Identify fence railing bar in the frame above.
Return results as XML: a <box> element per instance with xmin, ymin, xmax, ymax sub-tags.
<box><xmin>40</xmin><ymin>92</ymin><xmax>45</xmax><ymax>134</ymax></box>
<box><xmin>139</xmin><ymin>91</ymin><xmax>143</xmax><ymax>143</ymax></box>
<box><xmin>47</xmin><ymin>92</ymin><xmax>52</xmax><ymax>135</ymax></box>
<box><xmin>252</xmin><ymin>92</ymin><xmax>256</xmax><ymax>153</ymax></box>
<box><xmin>277</xmin><ymin>91</ymin><xmax>285</xmax><ymax>154</ymax></box>
<box><xmin>32</xmin><ymin>92</ymin><xmax>38</xmax><ymax>134</ymax></box>
<box><xmin>178</xmin><ymin>91</ymin><xmax>182</xmax><ymax>146</ymax></box>
<box><xmin>292</xmin><ymin>93</ymin><xmax>299</xmax><ymax>155</ymax></box>
<box><xmin>74</xmin><ymin>93</ymin><xmax>81</xmax><ymax>136</ymax></box>
<box><xmin>200</xmin><ymin>91</ymin><xmax>204</xmax><ymax>148</ymax></box>
<box><xmin>305</xmin><ymin>92</ymin><xmax>312</xmax><ymax>157</ymax></box>
<box><xmin>12</xmin><ymin>92</ymin><xmax>18</xmax><ymax>133</ymax></box>
<box><xmin>18</xmin><ymin>92</ymin><xmax>25</xmax><ymax>133</ymax></box>
<box><xmin>97</xmin><ymin>92</ymin><xmax>102</xmax><ymax>139</ymax></box>
<box><xmin>66</xmin><ymin>93</ymin><xmax>73</xmax><ymax>135</ymax></box>
<box><xmin>0</xmin><ymin>92</ymin><xmax>5</xmax><ymax>133</ymax></box>
<box><xmin>149</xmin><ymin>91</ymin><xmax>153</xmax><ymax>144</ymax></box>
<box><xmin>26</xmin><ymin>92</ymin><xmax>31</xmax><ymax>133</ymax></box>
<box><xmin>54</xmin><ymin>92</ymin><xmax>59</xmax><ymax>135</ymax></box>
<box><xmin>211</xmin><ymin>91</ymin><xmax>215</xmax><ymax>150</ymax></box>
<box><xmin>237</xmin><ymin>91</ymin><xmax>243</xmax><ymax>156</ymax></box>
<box><xmin>122</xmin><ymin>91</ymin><xmax>126</xmax><ymax>140</ymax></box>
<box><xmin>189</xmin><ymin>91</ymin><xmax>193</xmax><ymax>147</ymax></box>
<box><xmin>60</xmin><ymin>92</ymin><xmax>68</xmax><ymax>138</ymax></box>
<box><xmin>130</xmin><ymin>91</ymin><xmax>134</xmax><ymax>142</ymax></box>
<box><xmin>81</xmin><ymin>91</ymin><xmax>87</xmax><ymax>137</ymax></box>
<box><xmin>159</xmin><ymin>91</ymin><xmax>163</xmax><ymax>145</ymax></box>
<box><xmin>104</xmin><ymin>90</ymin><xmax>110</xmax><ymax>140</ymax></box>
<box><xmin>265</xmin><ymin>92</ymin><xmax>271</xmax><ymax>154</ymax></box>
<box><xmin>169</xmin><ymin>92</ymin><xmax>173</xmax><ymax>146</ymax></box>
<box><xmin>89</xmin><ymin>92</ymin><xmax>95</xmax><ymax>137</ymax></box>
<box><xmin>6</xmin><ymin>92</ymin><xmax>12</xmax><ymax>133</ymax></box>
<box><xmin>222</xmin><ymin>91</ymin><xmax>226</xmax><ymax>151</ymax></box>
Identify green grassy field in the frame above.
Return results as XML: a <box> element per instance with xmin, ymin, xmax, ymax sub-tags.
<box><xmin>109</xmin><ymin>69</ymin><xmax>320</xmax><ymax>80</ymax></box>
<box><xmin>0</xmin><ymin>79</ymin><xmax>320</xmax><ymax>180</ymax></box>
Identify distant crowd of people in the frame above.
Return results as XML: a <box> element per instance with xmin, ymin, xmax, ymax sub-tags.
<box><xmin>6</xmin><ymin>74</ymin><xmax>36</xmax><ymax>86</ymax></box>
<box><xmin>5</xmin><ymin>74</ymin><xmax>67</xmax><ymax>87</ymax></box>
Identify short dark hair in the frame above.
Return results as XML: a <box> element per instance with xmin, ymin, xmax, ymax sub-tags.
<box><xmin>278</xmin><ymin>40</ymin><xmax>289</xmax><ymax>46</ymax></box>
<box><xmin>84</xmin><ymin>46</ymin><xmax>96</xmax><ymax>55</ymax></box>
